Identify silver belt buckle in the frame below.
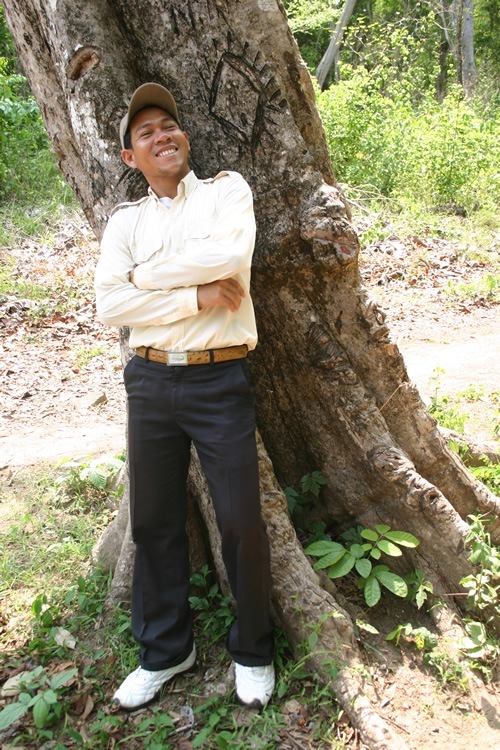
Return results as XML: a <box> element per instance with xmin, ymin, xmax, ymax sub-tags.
<box><xmin>167</xmin><ymin>351</ymin><xmax>189</xmax><ymax>366</ymax></box>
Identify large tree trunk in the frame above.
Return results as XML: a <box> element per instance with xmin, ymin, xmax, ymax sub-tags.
<box><xmin>3</xmin><ymin>1</ymin><xmax>497</xmax><ymax>747</ymax></box>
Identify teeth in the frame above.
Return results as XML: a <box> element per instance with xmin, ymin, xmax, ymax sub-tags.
<box><xmin>158</xmin><ymin>148</ymin><xmax>176</xmax><ymax>157</ymax></box>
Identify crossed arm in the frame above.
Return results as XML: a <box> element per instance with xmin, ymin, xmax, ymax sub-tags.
<box><xmin>128</xmin><ymin>266</ymin><xmax>245</xmax><ymax>313</ymax></box>
<box><xmin>95</xmin><ymin>176</ymin><xmax>254</xmax><ymax>328</ymax></box>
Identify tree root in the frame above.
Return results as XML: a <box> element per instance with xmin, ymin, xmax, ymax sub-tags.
<box><xmin>94</xmin><ymin>429</ymin><xmax>494</xmax><ymax>749</ymax></box>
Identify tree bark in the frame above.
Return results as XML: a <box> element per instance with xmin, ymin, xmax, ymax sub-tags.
<box><xmin>3</xmin><ymin>1</ymin><xmax>497</xmax><ymax>747</ymax></box>
<box><xmin>438</xmin><ymin>0</ymin><xmax>477</xmax><ymax>96</ymax></box>
<box><xmin>315</xmin><ymin>0</ymin><xmax>358</xmax><ymax>90</ymax></box>
<box><xmin>461</xmin><ymin>0</ymin><xmax>477</xmax><ymax>97</ymax></box>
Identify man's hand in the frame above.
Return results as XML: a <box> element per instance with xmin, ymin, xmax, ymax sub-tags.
<box><xmin>197</xmin><ymin>278</ymin><xmax>245</xmax><ymax>312</ymax></box>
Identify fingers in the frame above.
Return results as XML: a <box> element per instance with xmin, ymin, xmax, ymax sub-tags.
<box><xmin>197</xmin><ymin>278</ymin><xmax>246</xmax><ymax>312</ymax></box>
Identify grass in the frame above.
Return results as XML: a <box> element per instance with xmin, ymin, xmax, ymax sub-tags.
<box><xmin>0</xmin><ymin>461</ymin><xmax>353</xmax><ymax>749</ymax></box>
<box><xmin>0</xmin><ymin>191</ymin><xmax>76</xmax><ymax>249</ymax></box>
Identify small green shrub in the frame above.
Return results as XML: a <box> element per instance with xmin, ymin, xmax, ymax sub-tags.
<box><xmin>427</xmin><ymin>368</ymin><xmax>468</xmax><ymax>433</ymax></box>
<box><xmin>189</xmin><ymin>565</ymin><xmax>235</xmax><ymax>648</ymax></box>
<box><xmin>0</xmin><ymin>665</ymin><xmax>78</xmax><ymax>731</ymax></box>
<box><xmin>285</xmin><ymin>470</ymin><xmax>327</xmax><ymax>516</ymax></box>
<box><xmin>305</xmin><ymin>524</ymin><xmax>420</xmax><ymax>607</ymax></box>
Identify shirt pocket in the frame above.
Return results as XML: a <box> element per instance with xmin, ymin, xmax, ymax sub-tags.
<box><xmin>185</xmin><ymin>220</ymin><xmax>214</xmax><ymax>241</ymax></box>
<box><xmin>131</xmin><ymin>227</ymin><xmax>163</xmax><ymax>264</ymax></box>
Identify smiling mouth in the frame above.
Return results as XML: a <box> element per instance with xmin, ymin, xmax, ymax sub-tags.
<box><xmin>157</xmin><ymin>147</ymin><xmax>177</xmax><ymax>158</ymax></box>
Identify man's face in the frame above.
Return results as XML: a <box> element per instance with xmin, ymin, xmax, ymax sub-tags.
<box><xmin>121</xmin><ymin>106</ymin><xmax>190</xmax><ymax>188</ymax></box>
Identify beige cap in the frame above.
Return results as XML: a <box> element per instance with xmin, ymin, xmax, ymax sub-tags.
<box><xmin>119</xmin><ymin>83</ymin><xmax>180</xmax><ymax>149</ymax></box>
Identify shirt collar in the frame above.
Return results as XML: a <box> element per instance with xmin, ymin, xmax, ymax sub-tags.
<box><xmin>148</xmin><ymin>170</ymin><xmax>198</xmax><ymax>203</ymax></box>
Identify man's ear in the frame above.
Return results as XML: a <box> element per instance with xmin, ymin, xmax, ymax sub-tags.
<box><xmin>121</xmin><ymin>148</ymin><xmax>136</xmax><ymax>168</ymax></box>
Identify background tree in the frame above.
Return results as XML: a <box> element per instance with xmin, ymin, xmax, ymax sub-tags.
<box><xmin>286</xmin><ymin>0</ymin><xmax>500</xmax><ymax>100</ymax></box>
<box><xmin>2</xmin><ymin>1</ymin><xmax>498</xmax><ymax>748</ymax></box>
<box><xmin>315</xmin><ymin>0</ymin><xmax>358</xmax><ymax>89</ymax></box>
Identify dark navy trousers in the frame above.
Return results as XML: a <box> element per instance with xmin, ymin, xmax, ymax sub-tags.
<box><xmin>124</xmin><ymin>354</ymin><xmax>274</xmax><ymax>670</ymax></box>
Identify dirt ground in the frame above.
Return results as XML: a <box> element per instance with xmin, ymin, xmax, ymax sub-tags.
<box><xmin>0</xmin><ymin>214</ymin><xmax>499</xmax><ymax>749</ymax></box>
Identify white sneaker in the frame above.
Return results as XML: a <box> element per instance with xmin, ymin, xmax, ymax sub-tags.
<box><xmin>234</xmin><ymin>662</ymin><xmax>275</xmax><ymax>709</ymax></box>
<box><xmin>113</xmin><ymin>644</ymin><xmax>196</xmax><ymax>710</ymax></box>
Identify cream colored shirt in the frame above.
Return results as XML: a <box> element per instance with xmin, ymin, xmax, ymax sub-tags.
<box><xmin>95</xmin><ymin>170</ymin><xmax>258</xmax><ymax>351</ymax></box>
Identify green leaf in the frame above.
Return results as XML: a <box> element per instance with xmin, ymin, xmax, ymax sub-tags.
<box><xmin>33</xmin><ymin>696</ymin><xmax>50</xmax><ymax>728</ymax></box>
<box><xmin>375</xmin><ymin>524</ymin><xmax>391</xmax><ymax>535</ymax></box>
<box><xmin>50</xmin><ymin>668</ymin><xmax>78</xmax><ymax>691</ymax></box>
<box><xmin>374</xmin><ymin>570</ymin><xmax>408</xmax><ymax>598</ymax></box>
<box><xmin>384</xmin><ymin>531</ymin><xmax>420</xmax><ymax>548</ymax></box>
<box><xmin>328</xmin><ymin>553</ymin><xmax>356</xmax><ymax>579</ymax></box>
<box><xmin>88</xmin><ymin>467</ymin><xmax>107</xmax><ymax>489</ymax></box>
<box><xmin>308</xmin><ymin>631</ymin><xmax>318</xmax><ymax>648</ymax></box>
<box><xmin>376</xmin><ymin>539</ymin><xmax>403</xmax><ymax>556</ymax></box>
<box><xmin>364</xmin><ymin>576</ymin><xmax>381</xmax><ymax>607</ymax></box>
<box><xmin>305</xmin><ymin>540</ymin><xmax>344</xmax><ymax>557</ymax></box>
<box><xmin>360</xmin><ymin>528</ymin><xmax>378</xmax><ymax>541</ymax></box>
<box><xmin>0</xmin><ymin>702</ymin><xmax>29</xmax><ymax>731</ymax></box>
<box><xmin>355</xmin><ymin>558</ymin><xmax>372</xmax><ymax>578</ymax></box>
<box><xmin>300</xmin><ymin>471</ymin><xmax>327</xmax><ymax>498</ymax></box>
<box><xmin>349</xmin><ymin>543</ymin><xmax>365</xmax><ymax>559</ymax></box>
<box><xmin>41</xmin><ymin>689</ymin><xmax>58</xmax><ymax>705</ymax></box>
<box><xmin>465</xmin><ymin>621</ymin><xmax>486</xmax><ymax>644</ymax></box>
<box><xmin>313</xmin><ymin>547</ymin><xmax>346</xmax><ymax>570</ymax></box>
<box><xmin>355</xmin><ymin>619</ymin><xmax>379</xmax><ymax>634</ymax></box>
<box><xmin>370</xmin><ymin>547</ymin><xmax>382</xmax><ymax>560</ymax></box>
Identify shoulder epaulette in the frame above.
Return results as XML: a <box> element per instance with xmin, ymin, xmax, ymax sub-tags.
<box><xmin>109</xmin><ymin>194</ymin><xmax>150</xmax><ymax>217</ymax></box>
<box><xmin>201</xmin><ymin>170</ymin><xmax>231</xmax><ymax>184</ymax></box>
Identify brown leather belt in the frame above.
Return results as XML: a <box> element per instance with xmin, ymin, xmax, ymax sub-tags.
<box><xmin>135</xmin><ymin>344</ymin><xmax>248</xmax><ymax>366</ymax></box>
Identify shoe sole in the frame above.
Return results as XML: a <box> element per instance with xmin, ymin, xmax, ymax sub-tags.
<box><xmin>235</xmin><ymin>692</ymin><xmax>268</xmax><ymax>711</ymax></box>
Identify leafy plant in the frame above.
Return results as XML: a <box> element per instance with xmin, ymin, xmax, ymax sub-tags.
<box><xmin>55</xmin><ymin>454</ymin><xmax>125</xmax><ymax>508</ymax></box>
<box><xmin>459</xmin><ymin>620</ymin><xmax>499</xmax><ymax>664</ymax></box>
<box><xmin>386</xmin><ymin>623</ymin><xmax>468</xmax><ymax>689</ymax></box>
<box><xmin>404</xmin><ymin>568</ymin><xmax>434</xmax><ymax>609</ymax></box>
<box><xmin>189</xmin><ymin>565</ymin><xmax>235</xmax><ymax>648</ymax></box>
<box><xmin>427</xmin><ymin>368</ymin><xmax>468</xmax><ymax>433</ymax></box>
<box><xmin>0</xmin><ymin>665</ymin><xmax>77</xmax><ymax>731</ymax></box>
<box><xmin>453</xmin><ymin>515</ymin><xmax>500</xmax><ymax>678</ymax></box>
<box><xmin>386</xmin><ymin>622</ymin><xmax>438</xmax><ymax>651</ymax></box>
<box><xmin>470</xmin><ymin>459</ymin><xmax>500</xmax><ymax>495</ymax></box>
<box><xmin>285</xmin><ymin>470</ymin><xmax>327</xmax><ymax>516</ymax></box>
<box><xmin>71</xmin><ymin>343</ymin><xmax>105</xmax><ymax>369</ymax></box>
<box><xmin>305</xmin><ymin>524</ymin><xmax>420</xmax><ymax>607</ymax></box>
<box><xmin>457</xmin><ymin>384</ymin><xmax>486</xmax><ymax>402</ymax></box>
<box><xmin>459</xmin><ymin>514</ymin><xmax>500</xmax><ymax>619</ymax></box>
<box><xmin>444</xmin><ymin>273</ymin><xmax>500</xmax><ymax>303</ymax></box>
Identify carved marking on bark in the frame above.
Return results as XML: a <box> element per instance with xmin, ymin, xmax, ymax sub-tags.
<box><xmin>66</xmin><ymin>46</ymin><xmax>101</xmax><ymax>81</ymax></box>
<box><xmin>209</xmin><ymin>51</ymin><xmax>284</xmax><ymax>148</ymax></box>
<box><xmin>307</xmin><ymin>321</ymin><xmax>358</xmax><ymax>382</ymax></box>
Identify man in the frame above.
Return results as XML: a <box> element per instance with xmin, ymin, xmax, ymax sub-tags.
<box><xmin>95</xmin><ymin>83</ymin><xmax>274</xmax><ymax>712</ymax></box>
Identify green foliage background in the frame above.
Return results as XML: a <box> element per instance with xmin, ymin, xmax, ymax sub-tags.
<box><xmin>0</xmin><ymin>4</ymin><xmax>72</xmax><ymax>238</ymax></box>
